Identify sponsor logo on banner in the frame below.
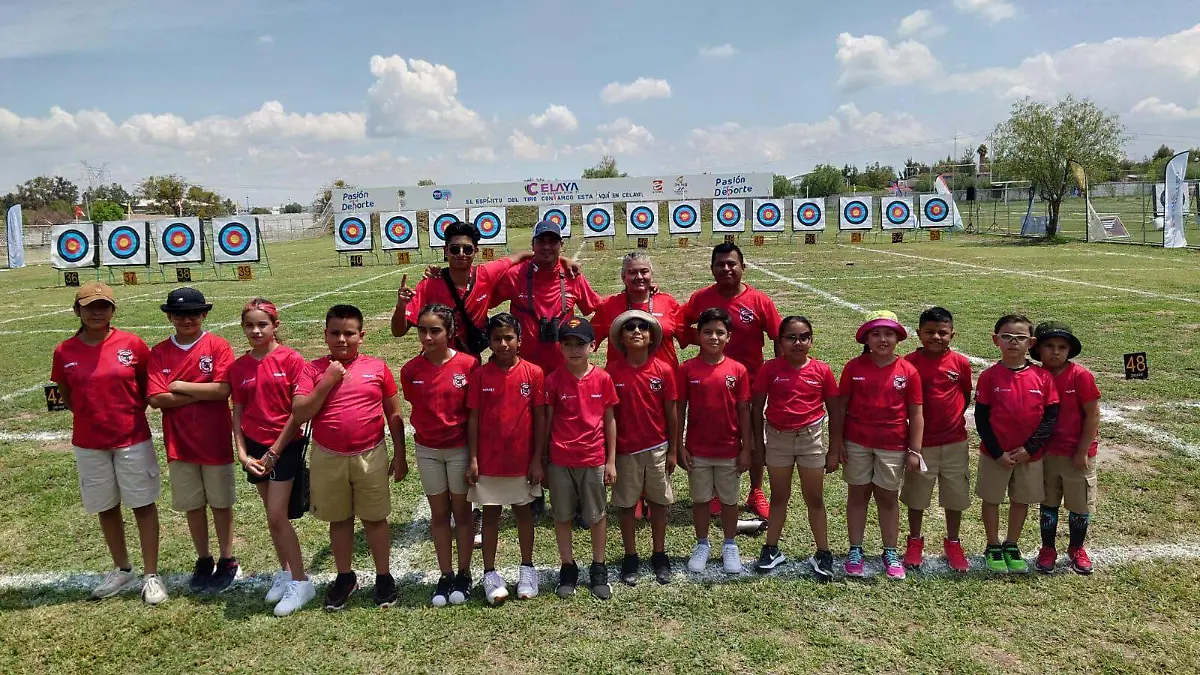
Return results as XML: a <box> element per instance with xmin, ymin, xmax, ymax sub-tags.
<box><xmin>652</xmin><ymin>180</ymin><xmax>663</xmax><ymax>193</ymax></box>
<box><xmin>674</xmin><ymin>176</ymin><xmax>688</xmax><ymax>195</ymax></box>
<box><xmin>525</xmin><ymin>181</ymin><xmax>580</xmax><ymax>197</ymax></box>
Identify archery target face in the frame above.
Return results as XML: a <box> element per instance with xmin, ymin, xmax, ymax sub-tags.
<box><xmin>220</xmin><ymin>222</ymin><xmax>252</xmax><ymax>255</ymax></box>
<box><xmin>839</xmin><ymin>198</ymin><xmax>872</xmax><ymax>230</ymax></box>
<box><xmin>162</xmin><ymin>223</ymin><xmax>194</xmax><ymax>256</ymax></box>
<box><xmin>108</xmin><ymin>225</ymin><xmax>140</xmax><ymax>260</ymax></box>
<box><xmin>540</xmin><ymin>207</ymin><xmax>571</xmax><ymax>237</ymax></box>
<box><xmin>753</xmin><ymin>200</ymin><xmax>783</xmax><ymax>231</ymax></box>
<box><xmin>470</xmin><ymin>208</ymin><xmax>507</xmax><ymax>244</ymax></box>
<box><xmin>381</xmin><ymin>213</ymin><xmax>417</xmax><ymax>249</ymax></box>
<box><xmin>921</xmin><ymin>196</ymin><xmax>950</xmax><ymax>226</ymax></box>
<box><xmin>339</xmin><ymin>217</ymin><xmax>366</xmax><ymax>245</ymax></box>
<box><xmin>630</xmin><ymin>205</ymin><xmax>654</xmax><ymax>230</ymax></box>
<box><xmin>714</xmin><ymin>201</ymin><xmax>745</xmax><ymax>231</ymax></box>
<box><xmin>59</xmin><ymin>229</ymin><xmax>90</xmax><ymax>263</ymax></box>
<box><xmin>153</xmin><ymin>218</ymin><xmax>203</xmax><ymax>263</ymax></box>
<box><xmin>428</xmin><ymin>209</ymin><xmax>465</xmax><ymax>247</ymax></box>
<box><xmin>794</xmin><ymin>200</ymin><xmax>825</xmax><ymax>230</ymax></box>
<box><xmin>625</xmin><ymin>203</ymin><xmax>659</xmax><ymax>236</ymax></box>
<box><xmin>883</xmin><ymin>199</ymin><xmax>914</xmax><ymax>229</ymax></box>
<box><xmin>669</xmin><ymin>202</ymin><xmax>699</xmax><ymax>233</ymax></box>
<box><xmin>211</xmin><ymin>218</ymin><xmax>261</xmax><ymax>263</ymax></box>
<box><xmin>584</xmin><ymin>204</ymin><xmax>614</xmax><ymax>237</ymax></box>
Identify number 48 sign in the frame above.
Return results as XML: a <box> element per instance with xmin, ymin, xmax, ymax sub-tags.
<box><xmin>1124</xmin><ymin>352</ymin><xmax>1148</xmax><ymax>380</ymax></box>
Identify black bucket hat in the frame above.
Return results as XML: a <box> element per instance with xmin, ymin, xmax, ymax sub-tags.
<box><xmin>1034</xmin><ymin>321</ymin><xmax>1081</xmax><ymax>360</ymax></box>
<box><xmin>161</xmin><ymin>287</ymin><xmax>213</xmax><ymax>314</ymax></box>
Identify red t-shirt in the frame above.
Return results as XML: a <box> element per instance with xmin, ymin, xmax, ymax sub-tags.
<box><xmin>296</xmin><ymin>354</ymin><xmax>398</xmax><ymax>456</ymax></box>
<box><xmin>50</xmin><ymin>329</ymin><xmax>152</xmax><ymax>450</ymax></box>
<box><xmin>678</xmin><ymin>284</ymin><xmax>781</xmax><ymax>379</ymax></box>
<box><xmin>839</xmin><ymin>354</ymin><xmax>923</xmax><ymax>452</ymax></box>
<box><xmin>974</xmin><ymin>363</ymin><xmax>1060</xmax><ymax>456</ymax></box>
<box><xmin>678</xmin><ymin>356</ymin><xmax>751</xmax><ymax>460</ymax></box>
<box><xmin>147</xmin><ymin>333</ymin><xmax>235</xmax><ymax>465</ymax></box>
<box><xmin>592</xmin><ymin>291</ymin><xmax>681</xmax><ymax>369</ymax></box>
<box><xmin>606</xmin><ymin>357</ymin><xmax>678</xmax><ymax>455</ymax></box>
<box><xmin>467</xmin><ymin>359</ymin><xmax>545</xmax><ymax>477</ymax></box>
<box><xmin>1043</xmin><ymin>362</ymin><xmax>1101</xmax><ymax>458</ymax></box>
<box><xmin>405</xmin><ymin>259</ymin><xmax>513</xmax><ymax>350</ymax></box>
<box><xmin>400</xmin><ymin>350</ymin><xmax>478</xmax><ymax>450</ymax></box>
<box><xmin>545</xmin><ymin>366</ymin><xmax>619</xmax><ymax>468</ymax></box>
<box><xmin>230</xmin><ymin>345</ymin><xmax>307</xmax><ymax>446</ymax></box>
<box><xmin>753</xmin><ymin>357</ymin><xmax>839</xmax><ymax>431</ymax></box>
<box><xmin>904</xmin><ymin>349</ymin><xmax>973</xmax><ymax>447</ymax></box>
<box><xmin>492</xmin><ymin>260</ymin><xmax>602</xmax><ymax>374</ymax></box>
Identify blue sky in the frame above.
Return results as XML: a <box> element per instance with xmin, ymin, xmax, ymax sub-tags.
<box><xmin>2</xmin><ymin>0</ymin><xmax>1199</xmax><ymax>206</ymax></box>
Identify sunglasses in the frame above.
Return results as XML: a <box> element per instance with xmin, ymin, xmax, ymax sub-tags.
<box><xmin>447</xmin><ymin>244</ymin><xmax>476</xmax><ymax>255</ymax></box>
<box><xmin>781</xmin><ymin>332</ymin><xmax>813</xmax><ymax>343</ymax></box>
<box><xmin>997</xmin><ymin>333</ymin><xmax>1031</xmax><ymax>344</ymax></box>
<box><xmin>623</xmin><ymin>320</ymin><xmax>652</xmax><ymax>332</ymax></box>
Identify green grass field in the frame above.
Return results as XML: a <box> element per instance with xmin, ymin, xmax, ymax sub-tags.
<box><xmin>1</xmin><ymin>229</ymin><xmax>1199</xmax><ymax>674</ymax></box>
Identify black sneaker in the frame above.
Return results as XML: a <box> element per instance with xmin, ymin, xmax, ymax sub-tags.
<box><xmin>189</xmin><ymin>556</ymin><xmax>214</xmax><ymax>593</ymax></box>
<box><xmin>619</xmin><ymin>553</ymin><xmax>640</xmax><ymax>586</ymax></box>
<box><xmin>431</xmin><ymin>573</ymin><xmax>453</xmax><ymax>607</ymax></box>
<box><xmin>530</xmin><ymin>495</ymin><xmax>546</xmax><ymax>522</ymax></box>
<box><xmin>589</xmin><ymin>562</ymin><xmax>612</xmax><ymax>600</ymax></box>
<box><xmin>449</xmin><ymin>569</ymin><xmax>472</xmax><ymax>605</ymax></box>
<box><xmin>374</xmin><ymin>573</ymin><xmax>398</xmax><ymax>608</ymax></box>
<box><xmin>651</xmin><ymin>551</ymin><xmax>672</xmax><ymax>585</ymax></box>
<box><xmin>555</xmin><ymin>562</ymin><xmax>579</xmax><ymax>598</ymax></box>
<box><xmin>207</xmin><ymin>557</ymin><xmax>241</xmax><ymax>593</ymax></box>
<box><xmin>755</xmin><ymin>545</ymin><xmax>786</xmax><ymax>573</ymax></box>
<box><xmin>323</xmin><ymin>572</ymin><xmax>358</xmax><ymax>611</ymax></box>
<box><xmin>809</xmin><ymin>549</ymin><xmax>835</xmax><ymax>582</ymax></box>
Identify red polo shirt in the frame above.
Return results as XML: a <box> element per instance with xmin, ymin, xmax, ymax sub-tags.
<box><xmin>467</xmin><ymin>359</ymin><xmax>545</xmax><ymax>477</ymax></box>
<box><xmin>678</xmin><ymin>284</ymin><xmax>781</xmax><ymax>379</ymax></box>
<box><xmin>230</xmin><ymin>345</ymin><xmax>307</xmax><ymax>446</ymax></box>
<box><xmin>1043</xmin><ymin>362</ymin><xmax>1100</xmax><ymax>458</ymax></box>
<box><xmin>493</xmin><ymin>260</ymin><xmax>602</xmax><ymax>374</ymax></box>
<box><xmin>51</xmin><ymin>329</ymin><xmax>152</xmax><ymax>450</ymax></box>
<box><xmin>606</xmin><ymin>357</ymin><xmax>678</xmax><ymax>455</ymax></box>
<box><xmin>296</xmin><ymin>354</ymin><xmax>398</xmax><ymax>456</ymax></box>
<box><xmin>839</xmin><ymin>354</ymin><xmax>923</xmax><ymax>452</ymax></box>
<box><xmin>592</xmin><ymin>291</ymin><xmax>681</xmax><ymax>369</ymax></box>
<box><xmin>904</xmin><ymin>349</ymin><xmax>973</xmax><ymax>447</ymax></box>
<box><xmin>678</xmin><ymin>356</ymin><xmax>751</xmax><ymax>460</ymax></box>
<box><xmin>545</xmin><ymin>365</ymin><xmax>619</xmax><ymax>468</ymax></box>
<box><xmin>405</xmin><ymin>259</ymin><xmax>513</xmax><ymax>349</ymax></box>
<box><xmin>975</xmin><ymin>363</ymin><xmax>1059</xmax><ymax>456</ymax></box>
<box><xmin>753</xmin><ymin>356</ymin><xmax>839</xmax><ymax>431</ymax></box>
<box><xmin>147</xmin><ymin>332</ymin><xmax>235</xmax><ymax>465</ymax></box>
<box><xmin>400</xmin><ymin>350</ymin><xmax>478</xmax><ymax>450</ymax></box>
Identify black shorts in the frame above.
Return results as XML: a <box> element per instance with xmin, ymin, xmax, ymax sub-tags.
<box><xmin>244</xmin><ymin>437</ymin><xmax>306</xmax><ymax>484</ymax></box>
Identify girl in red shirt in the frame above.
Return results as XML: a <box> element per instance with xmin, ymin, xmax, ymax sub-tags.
<box><xmin>400</xmin><ymin>304</ymin><xmax>479</xmax><ymax>608</ymax></box>
<box><xmin>49</xmin><ymin>282</ymin><xmax>166</xmax><ymax>605</ymax></box>
<box><xmin>229</xmin><ymin>298</ymin><xmax>314</xmax><ymax>616</ymax></box>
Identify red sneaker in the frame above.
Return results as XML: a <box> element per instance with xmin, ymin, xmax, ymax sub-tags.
<box><xmin>633</xmin><ymin>498</ymin><xmax>644</xmax><ymax>521</ymax></box>
<box><xmin>943</xmin><ymin>538</ymin><xmax>969</xmax><ymax>573</ymax></box>
<box><xmin>903</xmin><ymin>536</ymin><xmax>924</xmax><ymax>570</ymax></box>
<box><xmin>1035</xmin><ymin>546</ymin><xmax>1057</xmax><ymax>574</ymax></box>
<box><xmin>709</xmin><ymin>497</ymin><xmax>722</xmax><ymax>517</ymax></box>
<box><xmin>1068</xmin><ymin>546</ymin><xmax>1093</xmax><ymax>575</ymax></box>
<box><xmin>746</xmin><ymin>487</ymin><xmax>770</xmax><ymax>520</ymax></box>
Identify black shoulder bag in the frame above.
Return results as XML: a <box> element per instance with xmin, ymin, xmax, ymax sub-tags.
<box><xmin>442</xmin><ymin>268</ymin><xmax>491</xmax><ymax>356</ymax></box>
<box><xmin>287</xmin><ymin>424</ymin><xmax>311</xmax><ymax>520</ymax></box>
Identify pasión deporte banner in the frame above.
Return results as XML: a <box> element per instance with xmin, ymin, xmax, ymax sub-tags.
<box><xmin>335</xmin><ymin>173</ymin><xmax>774</xmax><ymax>212</ymax></box>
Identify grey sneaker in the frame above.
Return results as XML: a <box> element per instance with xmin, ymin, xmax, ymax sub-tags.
<box><xmin>90</xmin><ymin>568</ymin><xmax>137</xmax><ymax>600</ymax></box>
<box><xmin>141</xmin><ymin>574</ymin><xmax>168</xmax><ymax>605</ymax></box>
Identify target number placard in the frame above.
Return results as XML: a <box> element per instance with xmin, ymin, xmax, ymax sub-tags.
<box><xmin>429</xmin><ymin>209</ymin><xmax>466</xmax><ymax>248</ymax></box>
<box><xmin>583</xmin><ymin>204</ymin><xmax>615</xmax><ymax>238</ymax></box>
<box><xmin>891</xmin><ymin>231</ymin><xmax>904</xmax><ymax>243</ymax></box>
<box><xmin>882</xmin><ymin>197</ymin><xmax>916</xmax><ymax>230</ymax></box>
<box><xmin>804</xmin><ymin>233</ymin><xmax>817</xmax><ymax>245</ymax></box>
<box><xmin>792</xmin><ymin>199</ymin><xmax>827</xmax><ymax>232</ymax></box>
<box><xmin>380</xmin><ymin>212</ymin><xmax>419</xmax><ymax>250</ymax></box>
<box><xmin>350</xmin><ymin>254</ymin><xmax>364</xmax><ymax>267</ymax></box>
<box><xmin>470</xmin><ymin>207</ymin><xmax>508</xmax><ymax>245</ymax></box>
<box><xmin>237</xmin><ymin>265</ymin><xmax>253</xmax><ymax>281</ymax></box>
<box><xmin>851</xmin><ymin>232</ymin><xmax>863</xmax><ymax>243</ymax></box>
<box><xmin>753</xmin><ymin>235</ymin><xmax>765</xmax><ymax>247</ymax></box>
<box><xmin>212</xmin><ymin>218</ymin><xmax>261</xmax><ymax>263</ymax></box>
<box><xmin>667</xmin><ymin>201</ymin><xmax>700</xmax><ymax>235</ymax></box>
<box><xmin>480</xmin><ymin>248</ymin><xmax>496</xmax><ymax>261</ymax></box>
<box><xmin>752</xmin><ymin>199</ymin><xmax>785</xmax><ymax>232</ymax></box>
<box><xmin>930</xmin><ymin>230</ymin><xmax>942</xmax><ymax>241</ymax></box>
<box><xmin>625</xmin><ymin>202</ymin><xmax>660</xmax><ymax>236</ymax></box>
<box><xmin>677</xmin><ymin>237</ymin><xmax>690</xmax><ymax>248</ymax></box>
<box><xmin>594</xmin><ymin>240</ymin><xmax>608</xmax><ymax>251</ymax></box>
<box><xmin>538</xmin><ymin>206</ymin><xmax>572</xmax><ymax>238</ymax></box>
<box><xmin>335</xmin><ymin>213</ymin><xmax>373</xmax><ymax>252</ymax></box>
<box><xmin>122</xmin><ymin>271</ymin><xmax>138</xmax><ymax>285</ymax></box>
<box><xmin>64</xmin><ymin>271</ymin><xmax>81</xmax><ymax>286</ymax></box>
<box><xmin>176</xmin><ymin>268</ymin><xmax>192</xmax><ymax>283</ymax></box>
<box><xmin>100</xmin><ymin>221</ymin><xmax>150</xmax><ymax>267</ymax></box>
<box><xmin>919</xmin><ymin>195</ymin><xmax>953</xmax><ymax>229</ymax></box>
<box><xmin>724</xmin><ymin>234</ymin><xmax>737</xmax><ymax>245</ymax></box>
<box><xmin>153</xmin><ymin>218</ymin><xmax>203</xmax><ymax>263</ymax></box>
<box><xmin>713</xmin><ymin>200</ymin><xmax>746</xmax><ymax>233</ymax></box>
<box><xmin>637</xmin><ymin>237</ymin><xmax>649</xmax><ymax>249</ymax></box>
<box><xmin>838</xmin><ymin>198</ymin><xmax>873</xmax><ymax>231</ymax></box>
<box><xmin>396</xmin><ymin>251</ymin><xmax>411</xmax><ymax>265</ymax></box>
<box><xmin>44</xmin><ymin>385</ymin><xmax>67</xmax><ymax>412</ymax></box>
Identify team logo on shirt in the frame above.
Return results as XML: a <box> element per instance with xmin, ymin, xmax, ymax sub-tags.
<box><xmin>725</xmin><ymin>375</ymin><xmax>738</xmax><ymax>390</ymax></box>
<box><xmin>452</xmin><ymin>373</ymin><xmax>468</xmax><ymax>389</ymax></box>
<box><xmin>946</xmin><ymin>370</ymin><xmax>960</xmax><ymax>382</ymax></box>
<box><xmin>649</xmin><ymin>377</ymin><xmax>663</xmax><ymax>392</ymax></box>
<box><xmin>893</xmin><ymin>375</ymin><xmax>907</xmax><ymax>391</ymax></box>
<box><xmin>198</xmin><ymin>356</ymin><xmax>214</xmax><ymax>374</ymax></box>
<box><xmin>116</xmin><ymin>349</ymin><xmax>134</xmax><ymax>366</ymax></box>
<box><xmin>519</xmin><ymin>382</ymin><xmax>531</xmax><ymax>397</ymax></box>
<box><xmin>739</xmin><ymin>308</ymin><xmax>754</xmax><ymax>325</ymax></box>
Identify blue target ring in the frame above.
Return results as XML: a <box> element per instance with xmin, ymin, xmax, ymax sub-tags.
<box><xmin>161</xmin><ymin>223</ymin><xmax>195</xmax><ymax>257</ymax></box>
<box><xmin>473</xmin><ymin>212</ymin><xmax>502</xmax><ymax>240</ymax></box>
<box><xmin>586</xmin><ymin>208</ymin><xmax>611</xmax><ymax>233</ymax></box>
<box><xmin>57</xmin><ymin>229</ymin><xmax>89</xmax><ymax>263</ymax></box>
<box><xmin>218</xmin><ymin>222</ymin><xmax>252</xmax><ymax>256</ymax></box>
<box><xmin>671</xmin><ymin>204</ymin><xmax>698</xmax><ymax>229</ymax></box>
<box><xmin>384</xmin><ymin>216</ymin><xmax>413</xmax><ymax>245</ymax></box>
<box><xmin>543</xmin><ymin>208</ymin><xmax>567</xmax><ymax>228</ymax></box>
<box><xmin>756</xmin><ymin>203</ymin><xmax>781</xmax><ymax>227</ymax></box>
<box><xmin>630</xmin><ymin>206</ymin><xmax>655</xmax><ymax>231</ymax></box>
<box><xmin>886</xmin><ymin>201</ymin><xmax>911</xmax><ymax>225</ymax></box>
<box><xmin>433</xmin><ymin>213</ymin><xmax>459</xmax><ymax>241</ymax></box>
<box><xmin>107</xmin><ymin>226</ymin><xmax>141</xmax><ymax>260</ymax></box>
<box><xmin>339</xmin><ymin>217</ymin><xmax>367</xmax><ymax>245</ymax></box>
<box><xmin>843</xmin><ymin>200</ymin><xmax>869</xmax><ymax>226</ymax></box>
<box><xmin>923</xmin><ymin>198</ymin><xmax>949</xmax><ymax>223</ymax></box>
<box><xmin>716</xmin><ymin>203</ymin><xmax>742</xmax><ymax>227</ymax></box>
<box><xmin>798</xmin><ymin>203</ymin><xmax>822</xmax><ymax>227</ymax></box>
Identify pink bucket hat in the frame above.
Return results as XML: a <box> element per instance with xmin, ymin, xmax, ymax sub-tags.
<box><xmin>856</xmin><ymin>310</ymin><xmax>908</xmax><ymax>344</ymax></box>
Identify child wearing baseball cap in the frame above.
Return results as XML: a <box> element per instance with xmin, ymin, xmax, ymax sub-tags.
<box><xmin>829</xmin><ymin>310</ymin><xmax>924</xmax><ymax>580</ymax></box>
<box><xmin>1032</xmin><ymin>321</ymin><xmax>1100</xmax><ymax>575</ymax></box>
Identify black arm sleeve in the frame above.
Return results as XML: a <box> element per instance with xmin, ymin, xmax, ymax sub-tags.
<box><xmin>974</xmin><ymin>403</ymin><xmax>1005</xmax><ymax>459</ymax></box>
<box><xmin>1023</xmin><ymin>403</ymin><xmax>1059</xmax><ymax>457</ymax></box>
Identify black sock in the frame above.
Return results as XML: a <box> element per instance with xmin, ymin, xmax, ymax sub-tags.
<box><xmin>1040</xmin><ymin>505</ymin><xmax>1059</xmax><ymax>548</ymax></box>
<box><xmin>521</xmin><ymin>561</ymin><xmax>533</xmax><ymax>567</ymax></box>
<box><xmin>120</xmin><ymin>567</ymin><xmax>132</xmax><ymax>573</ymax></box>
<box><xmin>484</xmin><ymin>568</ymin><xmax>495</xmax><ymax>574</ymax></box>
<box><xmin>1068</xmin><ymin>512</ymin><xmax>1089</xmax><ymax>549</ymax></box>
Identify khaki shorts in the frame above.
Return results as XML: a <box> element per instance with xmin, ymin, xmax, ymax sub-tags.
<box><xmin>975</xmin><ymin>453</ymin><xmax>1044</xmax><ymax>505</ymax></box>
<box><xmin>415</xmin><ymin>444</ymin><xmax>469</xmax><ymax>496</ymax></box>
<box><xmin>310</xmin><ymin>441</ymin><xmax>392</xmax><ymax>523</ymax></box>
<box><xmin>765</xmin><ymin>422</ymin><xmax>827</xmax><ymax>470</ymax></box>
<box><xmin>688</xmin><ymin>456</ymin><xmax>740</xmax><ymax>506</ymax></box>
<box><xmin>468</xmin><ymin>475</ymin><xmax>542</xmax><ymax>507</ymax></box>
<box><xmin>547</xmin><ymin>464</ymin><xmax>607</xmax><ymax>526</ymax></box>
<box><xmin>843</xmin><ymin>441</ymin><xmax>905</xmax><ymax>492</ymax></box>
<box><xmin>168</xmin><ymin>461</ymin><xmax>236</xmax><ymax>512</ymax></box>
<box><xmin>74</xmin><ymin>440</ymin><xmax>161</xmax><ymax>513</ymax></box>
<box><xmin>1042</xmin><ymin>454</ymin><xmax>1098</xmax><ymax>514</ymax></box>
<box><xmin>900</xmin><ymin>440</ymin><xmax>971</xmax><ymax>512</ymax></box>
<box><xmin>612</xmin><ymin>444</ymin><xmax>675</xmax><ymax>508</ymax></box>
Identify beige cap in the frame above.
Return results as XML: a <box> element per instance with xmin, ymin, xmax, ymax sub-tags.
<box><xmin>75</xmin><ymin>281</ymin><xmax>116</xmax><ymax>307</ymax></box>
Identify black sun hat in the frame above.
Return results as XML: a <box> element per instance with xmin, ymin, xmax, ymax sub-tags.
<box><xmin>161</xmin><ymin>287</ymin><xmax>213</xmax><ymax>314</ymax></box>
<box><xmin>1034</xmin><ymin>321</ymin><xmax>1081</xmax><ymax>360</ymax></box>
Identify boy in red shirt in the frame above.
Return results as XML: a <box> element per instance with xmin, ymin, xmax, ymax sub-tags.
<box><xmin>605</xmin><ymin>310</ymin><xmax>679</xmax><ymax>586</ymax></box>
<box><xmin>146</xmin><ymin>288</ymin><xmax>238</xmax><ymax>594</ymax></box>
<box><xmin>1033</xmin><ymin>321</ymin><xmax>1100</xmax><ymax>575</ymax></box>
<box><xmin>678</xmin><ymin>308</ymin><xmax>753</xmax><ymax>576</ymax></box>
<box><xmin>292</xmin><ymin>304</ymin><xmax>409</xmax><ymax>610</ymax></box>
<box><xmin>974</xmin><ymin>314</ymin><xmax>1060</xmax><ymax>575</ymax></box>
<box><xmin>900</xmin><ymin>307</ymin><xmax>974</xmax><ymax>573</ymax></box>
<box><xmin>542</xmin><ymin>316</ymin><xmax>619</xmax><ymax>600</ymax></box>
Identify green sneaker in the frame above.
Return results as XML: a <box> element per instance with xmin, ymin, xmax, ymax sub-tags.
<box><xmin>1003</xmin><ymin>542</ymin><xmax>1029</xmax><ymax>574</ymax></box>
<box><xmin>985</xmin><ymin>544</ymin><xmax>1008</xmax><ymax>574</ymax></box>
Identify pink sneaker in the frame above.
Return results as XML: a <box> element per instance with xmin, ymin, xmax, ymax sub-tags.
<box><xmin>883</xmin><ymin>549</ymin><xmax>906</xmax><ymax>580</ymax></box>
<box><xmin>844</xmin><ymin>547</ymin><xmax>865</xmax><ymax>578</ymax></box>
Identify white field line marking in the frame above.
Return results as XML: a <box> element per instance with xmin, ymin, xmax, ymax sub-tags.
<box><xmin>837</xmin><ymin>245</ymin><xmax>1200</xmax><ymax>306</ymax></box>
<box><xmin>0</xmin><ymin>383</ymin><xmax>46</xmax><ymax>403</ymax></box>
<box><xmin>0</xmin><ymin>290</ymin><xmax>161</xmax><ymax>325</ymax></box>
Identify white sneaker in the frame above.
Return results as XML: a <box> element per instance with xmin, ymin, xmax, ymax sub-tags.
<box><xmin>265</xmin><ymin>569</ymin><xmax>292</xmax><ymax>605</ymax></box>
<box><xmin>141</xmin><ymin>574</ymin><xmax>169</xmax><ymax>605</ymax></box>
<box><xmin>722</xmin><ymin>543</ymin><xmax>743</xmax><ymax>574</ymax></box>
<box><xmin>687</xmin><ymin>542</ymin><xmax>711</xmax><ymax>573</ymax></box>
<box><xmin>517</xmin><ymin>564</ymin><xmax>539</xmax><ymax>599</ymax></box>
<box><xmin>274</xmin><ymin>579</ymin><xmax>316</xmax><ymax>617</ymax></box>
<box><xmin>483</xmin><ymin>571</ymin><xmax>509</xmax><ymax>606</ymax></box>
<box><xmin>91</xmin><ymin>568</ymin><xmax>137</xmax><ymax>599</ymax></box>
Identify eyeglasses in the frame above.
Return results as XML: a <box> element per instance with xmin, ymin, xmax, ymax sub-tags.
<box><xmin>447</xmin><ymin>245</ymin><xmax>476</xmax><ymax>255</ymax></box>
<box><xmin>997</xmin><ymin>333</ymin><xmax>1031</xmax><ymax>344</ymax></box>
<box><xmin>781</xmin><ymin>333</ymin><xmax>813</xmax><ymax>343</ymax></box>
<box><xmin>623</xmin><ymin>321</ymin><xmax>652</xmax><ymax>332</ymax></box>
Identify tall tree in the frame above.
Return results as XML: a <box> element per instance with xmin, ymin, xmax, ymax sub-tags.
<box><xmin>416</xmin><ymin>178</ymin><xmax>435</xmax><ymax>186</ymax></box>
<box><xmin>772</xmin><ymin>174</ymin><xmax>799</xmax><ymax>197</ymax></box>
<box><xmin>137</xmin><ymin>174</ymin><xmax>188</xmax><ymax>215</ymax></box>
<box><xmin>89</xmin><ymin>200</ymin><xmax>126</xmax><ymax>224</ymax></box>
<box><xmin>582</xmin><ymin>155</ymin><xmax>627</xmax><ymax>179</ymax></box>
<box><xmin>989</xmin><ymin>95</ymin><xmax>1126</xmax><ymax>237</ymax></box>
<box><xmin>282</xmin><ymin>202</ymin><xmax>304</xmax><ymax>214</ymax></box>
<box><xmin>801</xmin><ymin>164</ymin><xmax>846</xmax><ymax>197</ymax></box>
<box><xmin>1151</xmin><ymin>144</ymin><xmax>1175</xmax><ymax>162</ymax></box>
<box><xmin>83</xmin><ymin>183</ymin><xmax>132</xmax><ymax>206</ymax></box>
<box><xmin>12</xmin><ymin>176</ymin><xmax>79</xmax><ymax>210</ymax></box>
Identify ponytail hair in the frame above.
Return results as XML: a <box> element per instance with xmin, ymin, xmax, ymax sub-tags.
<box><xmin>242</xmin><ymin>297</ymin><xmax>282</xmax><ymax>342</ymax></box>
<box><xmin>417</xmin><ymin>303</ymin><xmax>456</xmax><ymax>341</ymax></box>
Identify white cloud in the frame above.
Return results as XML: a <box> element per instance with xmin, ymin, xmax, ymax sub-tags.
<box><xmin>566</xmin><ymin>118</ymin><xmax>655</xmax><ymax>156</ymax></box>
<box><xmin>599</xmin><ymin>78</ymin><xmax>672</xmax><ymax>104</ymax></box>
<box><xmin>952</xmin><ymin>0</ymin><xmax>1016</xmax><ymax>23</ymax></box>
<box><xmin>898</xmin><ymin>10</ymin><xmax>945</xmax><ymax>38</ymax></box>
<box><xmin>365</xmin><ymin>54</ymin><xmax>487</xmax><ymax>140</ymax></box>
<box><xmin>528</xmin><ymin>104</ymin><xmax>578</xmax><ymax>134</ymax></box>
<box><xmin>258</xmin><ymin>34</ymin><xmax>274</xmax><ymax>44</ymax></box>
<box><xmin>834</xmin><ymin>33</ymin><xmax>943</xmax><ymax>90</ymax></box>
<box><xmin>699</xmin><ymin>43</ymin><xmax>737</xmax><ymax>58</ymax></box>
<box><xmin>458</xmin><ymin>146</ymin><xmax>498</xmax><ymax>163</ymax></box>
<box><xmin>1130</xmin><ymin>97</ymin><xmax>1200</xmax><ymax>121</ymax></box>
<box><xmin>507</xmin><ymin>130</ymin><xmax>558</xmax><ymax>161</ymax></box>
